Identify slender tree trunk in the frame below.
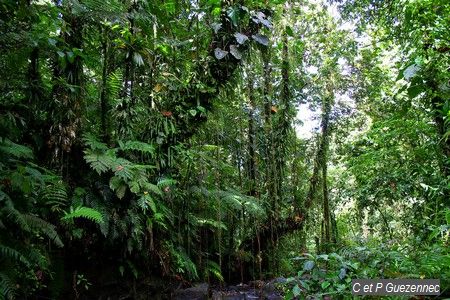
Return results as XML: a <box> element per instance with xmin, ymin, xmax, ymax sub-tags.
<box><xmin>322</xmin><ymin>151</ymin><xmax>331</xmax><ymax>251</ymax></box>
<box><xmin>321</xmin><ymin>96</ymin><xmax>331</xmax><ymax>251</ymax></box>
<box><xmin>247</xmin><ymin>71</ymin><xmax>257</xmax><ymax>196</ymax></box>
<box><xmin>100</xmin><ymin>26</ymin><xmax>109</xmax><ymax>142</ymax></box>
<box><xmin>306</xmin><ymin>136</ymin><xmax>321</xmax><ymax>208</ymax></box>
<box><xmin>28</xmin><ymin>47</ymin><xmax>40</xmax><ymax>109</ymax></box>
<box><xmin>275</xmin><ymin>25</ymin><xmax>292</xmax><ymax>208</ymax></box>
<box><xmin>331</xmin><ymin>210</ymin><xmax>338</xmax><ymax>244</ymax></box>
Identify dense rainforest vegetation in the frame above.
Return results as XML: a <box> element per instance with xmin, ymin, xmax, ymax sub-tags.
<box><xmin>0</xmin><ymin>0</ymin><xmax>449</xmax><ymax>298</ymax></box>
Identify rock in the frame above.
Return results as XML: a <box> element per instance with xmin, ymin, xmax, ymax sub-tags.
<box><xmin>264</xmin><ymin>277</ymin><xmax>287</xmax><ymax>293</ymax></box>
<box><xmin>263</xmin><ymin>282</ymin><xmax>275</xmax><ymax>293</ymax></box>
<box><xmin>265</xmin><ymin>294</ymin><xmax>283</xmax><ymax>300</ymax></box>
<box><xmin>173</xmin><ymin>283</ymin><xmax>209</xmax><ymax>300</ymax></box>
<box><xmin>272</xmin><ymin>277</ymin><xmax>287</xmax><ymax>284</ymax></box>
<box><xmin>248</xmin><ymin>280</ymin><xmax>264</xmax><ymax>288</ymax></box>
<box><xmin>235</xmin><ymin>283</ymin><xmax>249</xmax><ymax>291</ymax></box>
<box><xmin>212</xmin><ymin>291</ymin><xmax>246</xmax><ymax>300</ymax></box>
<box><xmin>244</xmin><ymin>294</ymin><xmax>260</xmax><ymax>300</ymax></box>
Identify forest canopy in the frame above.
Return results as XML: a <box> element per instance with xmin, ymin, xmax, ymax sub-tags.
<box><xmin>0</xmin><ymin>0</ymin><xmax>449</xmax><ymax>298</ymax></box>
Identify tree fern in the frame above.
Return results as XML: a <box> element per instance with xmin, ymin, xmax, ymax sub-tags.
<box><xmin>62</xmin><ymin>206</ymin><xmax>104</xmax><ymax>225</ymax></box>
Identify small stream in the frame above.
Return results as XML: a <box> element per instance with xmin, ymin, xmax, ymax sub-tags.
<box><xmin>173</xmin><ymin>278</ymin><xmax>286</xmax><ymax>300</ymax></box>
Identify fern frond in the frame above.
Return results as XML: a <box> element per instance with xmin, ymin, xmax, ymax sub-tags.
<box><xmin>206</xmin><ymin>260</ymin><xmax>224</xmax><ymax>282</ymax></box>
<box><xmin>141</xmin><ymin>182</ymin><xmax>162</xmax><ymax>196</ymax></box>
<box><xmin>42</xmin><ymin>183</ymin><xmax>68</xmax><ymax>213</ymax></box>
<box><xmin>169</xmin><ymin>246</ymin><xmax>198</xmax><ymax>280</ymax></box>
<box><xmin>107</xmin><ymin>69</ymin><xmax>123</xmax><ymax>99</ymax></box>
<box><xmin>0</xmin><ymin>272</ymin><xmax>16</xmax><ymax>300</ymax></box>
<box><xmin>62</xmin><ymin>206</ymin><xmax>104</xmax><ymax>225</ymax></box>
<box><xmin>1</xmin><ymin>204</ymin><xmax>29</xmax><ymax>232</ymax></box>
<box><xmin>0</xmin><ymin>138</ymin><xmax>33</xmax><ymax>159</ymax></box>
<box><xmin>190</xmin><ymin>214</ymin><xmax>227</xmax><ymax>230</ymax></box>
<box><xmin>0</xmin><ymin>190</ymin><xmax>10</xmax><ymax>203</ymax></box>
<box><xmin>82</xmin><ymin>133</ymin><xmax>108</xmax><ymax>151</ymax></box>
<box><xmin>84</xmin><ymin>149</ymin><xmax>117</xmax><ymax>174</ymax></box>
<box><xmin>157</xmin><ymin>178</ymin><xmax>177</xmax><ymax>188</ymax></box>
<box><xmin>0</xmin><ymin>245</ymin><xmax>30</xmax><ymax>267</ymax></box>
<box><xmin>118</xmin><ymin>140</ymin><xmax>155</xmax><ymax>155</ymax></box>
<box><xmin>22</xmin><ymin>214</ymin><xmax>64</xmax><ymax>248</ymax></box>
<box><xmin>137</xmin><ymin>194</ymin><xmax>157</xmax><ymax>213</ymax></box>
<box><xmin>24</xmin><ymin>247</ymin><xmax>49</xmax><ymax>269</ymax></box>
<box><xmin>112</xmin><ymin>158</ymin><xmax>133</xmax><ymax>180</ymax></box>
<box><xmin>109</xmin><ymin>176</ymin><xmax>127</xmax><ymax>199</ymax></box>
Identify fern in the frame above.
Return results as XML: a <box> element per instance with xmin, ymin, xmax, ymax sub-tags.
<box><xmin>157</xmin><ymin>178</ymin><xmax>177</xmax><ymax>188</ymax></box>
<box><xmin>82</xmin><ymin>133</ymin><xmax>108</xmax><ymax>151</ymax></box>
<box><xmin>83</xmin><ymin>193</ymin><xmax>111</xmax><ymax>237</ymax></box>
<box><xmin>22</xmin><ymin>214</ymin><xmax>64</xmax><ymax>248</ymax></box>
<box><xmin>113</xmin><ymin>158</ymin><xmax>133</xmax><ymax>180</ymax></box>
<box><xmin>137</xmin><ymin>194</ymin><xmax>157</xmax><ymax>213</ymax></box>
<box><xmin>24</xmin><ymin>247</ymin><xmax>49</xmax><ymax>270</ymax></box>
<box><xmin>84</xmin><ymin>149</ymin><xmax>117</xmax><ymax>174</ymax></box>
<box><xmin>168</xmin><ymin>245</ymin><xmax>198</xmax><ymax>280</ymax></box>
<box><xmin>109</xmin><ymin>176</ymin><xmax>127</xmax><ymax>199</ymax></box>
<box><xmin>205</xmin><ymin>260</ymin><xmax>224</xmax><ymax>282</ymax></box>
<box><xmin>0</xmin><ymin>245</ymin><xmax>30</xmax><ymax>267</ymax></box>
<box><xmin>62</xmin><ymin>206</ymin><xmax>104</xmax><ymax>225</ymax></box>
<box><xmin>107</xmin><ymin>69</ymin><xmax>123</xmax><ymax>100</ymax></box>
<box><xmin>0</xmin><ymin>272</ymin><xmax>16</xmax><ymax>300</ymax></box>
<box><xmin>42</xmin><ymin>183</ymin><xmax>68</xmax><ymax>213</ymax></box>
<box><xmin>141</xmin><ymin>182</ymin><xmax>162</xmax><ymax>196</ymax></box>
<box><xmin>0</xmin><ymin>138</ymin><xmax>33</xmax><ymax>160</ymax></box>
<box><xmin>118</xmin><ymin>140</ymin><xmax>155</xmax><ymax>155</ymax></box>
<box><xmin>190</xmin><ymin>214</ymin><xmax>227</xmax><ymax>230</ymax></box>
<box><xmin>2</xmin><ymin>204</ymin><xmax>30</xmax><ymax>232</ymax></box>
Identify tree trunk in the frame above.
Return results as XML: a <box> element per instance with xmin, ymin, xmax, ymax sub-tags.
<box><xmin>100</xmin><ymin>25</ymin><xmax>109</xmax><ymax>142</ymax></box>
<box><xmin>247</xmin><ymin>71</ymin><xmax>257</xmax><ymax>196</ymax></box>
<box><xmin>49</xmin><ymin>6</ymin><xmax>84</xmax><ymax>174</ymax></box>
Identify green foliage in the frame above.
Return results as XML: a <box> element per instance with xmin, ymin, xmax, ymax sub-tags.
<box><xmin>283</xmin><ymin>241</ymin><xmax>450</xmax><ymax>299</ymax></box>
<box><xmin>0</xmin><ymin>138</ymin><xmax>33</xmax><ymax>159</ymax></box>
<box><xmin>205</xmin><ymin>260</ymin><xmax>224</xmax><ymax>282</ymax></box>
<box><xmin>0</xmin><ymin>272</ymin><xmax>16</xmax><ymax>300</ymax></box>
<box><xmin>0</xmin><ymin>138</ymin><xmax>63</xmax><ymax>298</ymax></box>
<box><xmin>62</xmin><ymin>206</ymin><xmax>104</xmax><ymax>225</ymax></box>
